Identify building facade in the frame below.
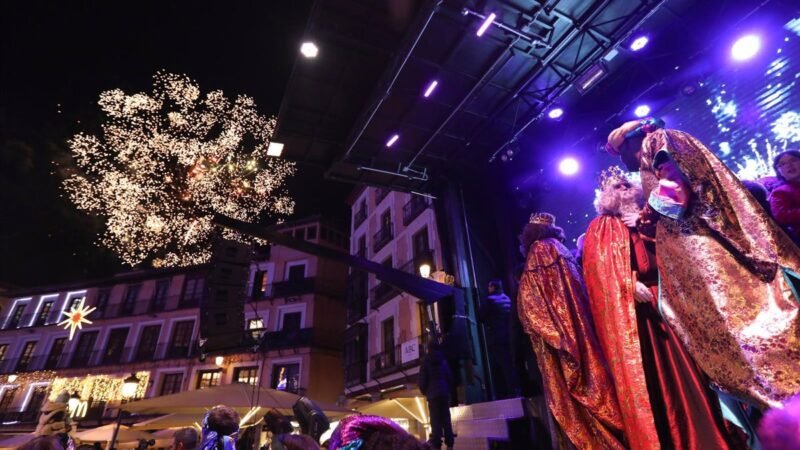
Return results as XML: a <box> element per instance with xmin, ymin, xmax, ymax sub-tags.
<box><xmin>344</xmin><ymin>187</ymin><xmax>444</xmax><ymax>402</ymax></box>
<box><xmin>0</xmin><ymin>217</ymin><xmax>347</xmax><ymax>430</ymax></box>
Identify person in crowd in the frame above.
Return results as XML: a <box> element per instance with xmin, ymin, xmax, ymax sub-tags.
<box><xmin>477</xmin><ymin>279</ymin><xmax>517</xmax><ymax>400</ymax></box>
<box><xmin>280</xmin><ymin>435</ymin><xmax>319</xmax><ymax>450</ymax></box>
<box><xmin>769</xmin><ymin>150</ymin><xmax>800</xmax><ymax>244</ymax></box>
<box><xmin>263</xmin><ymin>409</ymin><xmax>293</xmax><ymax>450</ymax></box>
<box><xmin>582</xmin><ymin>166</ymin><xmax>742</xmax><ymax>449</ymax></box>
<box><xmin>418</xmin><ymin>340</ymin><xmax>455</xmax><ymax>450</ymax></box>
<box><xmin>172</xmin><ymin>428</ymin><xmax>199</xmax><ymax>450</ymax></box>
<box><xmin>517</xmin><ymin>212</ymin><xmax>624</xmax><ymax>449</ymax></box>
<box><xmin>606</xmin><ymin>118</ymin><xmax>800</xmax><ymax>409</ymax></box>
<box><xmin>200</xmin><ymin>405</ymin><xmax>240</xmax><ymax>450</ymax></box>
<box><xmin>327</xmin><ymin>415</ymin><xmax>431</xmax><ymax>450</ymax></box>
<box><xmin>742</xmin><ymin>179</ymin><xmax>772</xmax><ymax>217</ymax></box>
<box><xmin>758</xmin><ymin>394</ymin><xmax>800</xmax><ymax>450</ymax></box>
<box><xmin>20</xmin><ymin>436</ymin><xmax>64</xmax><ymax>450</ymax></box>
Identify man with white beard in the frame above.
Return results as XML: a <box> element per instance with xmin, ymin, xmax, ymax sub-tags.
<box><xmin>581</xmin><ymin>166</ymin><xmax>742</xmax><ymax>450</ymax></box>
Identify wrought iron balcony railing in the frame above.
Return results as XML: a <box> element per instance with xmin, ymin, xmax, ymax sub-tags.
<box><xmin>372</xmin><ymin>224</ymin><xmax>394</xmax><ymax>253</ymax></box>
<box><xmin>402</xmin><ymin>195</ymin><xmax>429</xmax><ymax>226</ymax></box>
<box><xmin>368</xmin><ymin>333</ymin><xmax>430</xmax><ymax>379</ymax></box>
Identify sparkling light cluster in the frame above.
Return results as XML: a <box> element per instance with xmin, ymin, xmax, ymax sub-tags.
<box><xmin>49</xmin><ymin>371</ymin><xmax>150</xmax><ymax>402</ymax></box>
<box><xmin>64</xmin><ymin>72</ymin><xmax>296</xmax><ymax>267</ymax></box>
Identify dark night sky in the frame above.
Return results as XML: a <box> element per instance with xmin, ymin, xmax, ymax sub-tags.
<box><xmin>0</xmin><ymin>1</ymin><xmax>350</xmax><ymax>287</ymax></box>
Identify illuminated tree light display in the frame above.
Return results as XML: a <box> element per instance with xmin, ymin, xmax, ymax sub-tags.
<box><xmin>63</xmin><ymin>71</ymin><xmax>296</xmax><ymax>268</ymax></box>
<box><xmin>49</xmin><ymin>372</ymin><xmax>150</xmax><ymax>402</ymax></box>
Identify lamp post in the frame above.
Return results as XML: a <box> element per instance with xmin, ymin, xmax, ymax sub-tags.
<box><xmin>108</xmin><ymin>374</ymin><xmax>139</xmax><ymax>450</ymax></box>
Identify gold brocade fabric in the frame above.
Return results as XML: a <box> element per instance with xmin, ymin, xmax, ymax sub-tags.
<box><xmin>583</xmin><ymin>216</ymin><xmax>661</xmax><ymax>450</ymax></box>
<box><xmin>518</xmin><ymin>238</ymin><xmax>625</xmax><ymax>450</ymax></box>
<box><xmin>640</xmin><ymin>129</ymin><xmax>800</xmax><ymax>408</ymax></box>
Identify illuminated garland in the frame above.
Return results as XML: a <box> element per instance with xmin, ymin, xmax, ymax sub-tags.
<box><xmin>63</xmin><ymin>71</ymin><xmax>296</xmax><ymax>268</ymax></box>
<box><xmin>1</xmin><ymin>371</ymin><xmax>56</xmax><ymax>386</ymax></box>
<box><xmin>48</xmin><ymin>371</ymin><xmax>150</xmax><ymax>402</ymax></box>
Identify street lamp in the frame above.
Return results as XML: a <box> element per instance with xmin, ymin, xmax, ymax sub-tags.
<box><xmin>110</xmin><ymin>374</ymin><xmax>140</xmax><ymax>450</ymax></box>
<box><xmin>417</xmin><ymin>251</ymin><xmax>434</xmax><ymax>279</ymax></box>
<box><xmin>67</xmin><ymin>392</ymin><xmax>81</xmax><ymax>412</ymax></box>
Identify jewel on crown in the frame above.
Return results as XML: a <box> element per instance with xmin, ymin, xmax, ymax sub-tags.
<box><xmin>599</xmin><ymin>165</ymin><xmax>629</xmax><ymax>190</ymax></box>
<box><xmin>529</xmin><ymin>212</ymin><xmax>556</xmax><ymax>226</ymax></box>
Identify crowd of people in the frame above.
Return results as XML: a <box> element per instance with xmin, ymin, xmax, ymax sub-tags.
<box><xmin>515</xmin><ymin>118</ymin><xmax>800</xmax><ymax>450</ymax></box>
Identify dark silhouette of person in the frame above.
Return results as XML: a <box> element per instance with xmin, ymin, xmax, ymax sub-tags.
<box><xmin>419</xmin><ymin>340</ymin><xmax>455</xmax><ymax>450</ymax></box>
<box><xmin>478</xmin><ymin>279</ymin><xmax>518</xmax><ymax>399</ymax></box>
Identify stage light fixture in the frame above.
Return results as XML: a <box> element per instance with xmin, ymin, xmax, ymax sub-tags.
<box><xmin>547</xmin><ymin>107</ymin><xmax>564</xmax><ymax>120</ymax></box>
<box><xmin>634</xmin><ymin>104</ymin><xmax>651</xmax><ymax>118</ymax></box>
<box><xmin>476</xmin><ymin>13</ymin><xmax>496</xmax><ymax>37</ymax></box>
<box><xmin>386</xmin><ymin>134</ymin><xmax>399</xmax><ymax>148</ymax></box>
<box><xmin>629</xmin><ymin>35</ymin><xmax>649</xmax><ymax>51</ymax></box>
<box><xmin>423</xmin><ymin>80</ymin><xmax>438</xmax><ymax>98</ymax></box>
<box><xmin>559</xmin><ymin>157</ymin><xmax>580</xmax><ymax>176</ymax></box>
<box><xmin>731</xmin><ymin>34</ymin><xmax>761</xmax><ymax>61</ymax></box>
<box><xmin>300</xmin><ymin>42</ymin><xmax>319</xmax><ymax>58</ymax></box>
<box><xmin>574</xmin><ymin>61</ymin><xmax>608</xmax><ymax>95</ymax></box>
<box><xmin>267</xmin><ymin>142</ymin><xmax>284</xmax><ymax>157</ymax></box>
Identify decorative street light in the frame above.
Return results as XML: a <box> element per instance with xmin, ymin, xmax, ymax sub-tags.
<box><xmin>417</xmin><ymin>252</ymin><xmax>434</xmax><ymax>279</ymax></box>
<box><xmin>109</xmin><ymin>374</ymin><xmax>140</xmax><ymax>450</ymax></box>
<box><xmin>67</xmin><ymin>392</ymin><xmax>81</xmax><ymax>413</ymax></box>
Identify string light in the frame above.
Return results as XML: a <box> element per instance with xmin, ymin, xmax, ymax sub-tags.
<box><xmin>63</xmin><ymin>71</ymin><xmax>296</xmax><ymax>268</ymax></box>
<box><xmin>49</xmin><ymin>372</ymin><xmax>150</xmax><ymax>402</ymax></box>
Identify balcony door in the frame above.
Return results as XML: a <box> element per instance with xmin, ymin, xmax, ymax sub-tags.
<box><xmin>382</xmin><ymin>318</ymin><xmax>395</xmax><ymax>367</ymax></box>
<box><xmin>102</xmin><ymin>328</ymin><xmax>129</xmax><ymax>364</ymax></box>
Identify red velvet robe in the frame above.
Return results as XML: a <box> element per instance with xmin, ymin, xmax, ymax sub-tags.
<box><xmin>518</xmin><ymin>238</ymin><xmax>624</xmax><ymax>450</ymax></box>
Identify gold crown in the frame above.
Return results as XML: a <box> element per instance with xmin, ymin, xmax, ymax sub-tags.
<box><xmin>599</xmin><ymin>165</ymin><xmax>628</xmax><ymax>190</ymax></box>
<box><xmin>529</xmin><ymin>212</ymin><xmax>556</xmax><ymax>226</ymax></box>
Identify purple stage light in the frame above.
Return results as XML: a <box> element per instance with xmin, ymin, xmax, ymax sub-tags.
<box><xmin>731</xmin><ymin>34</ymin><xmax>761</xmax><ymax>61</ymax></box>
<box><xmin>547</xmin><ymin>107</ymin><xmax>564</xmax><ymax>120</ymax></box>
<box><xmin>634</xmin><ymin>104</ymin><xmax>651</xmax><ymax>118</ymax></box>
<box><xmin>559</xmin><ymin>157</ymin><xmax>579</xmax><ymax>176</ymax></box>
<box><xmin>386</xmin><ymin>134</ymin><xmax>399</xmax><ymax>148</ymax></box>
<box><xmin>630</xmin><ymin>35</ymin><xmax>649</xmax><ymax>51</ymax></box>
<box><xmin>423</xmin><ymin>80</ymin><xmax>438</xmax><ymax>98</ymax></box>
<box><xmin>476</xmin><ymin>13</ymin><xmax>496</xmax><ymax>37</ymax></box>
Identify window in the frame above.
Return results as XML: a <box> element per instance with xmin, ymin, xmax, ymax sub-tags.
<box><xmin>102</xmin><ymin>328</ymin><xmax>129</xmax><ymax>364</ymax></box>
<box><xmin>382</xmin><ymin>318</ymin><xmax>395</xmax><ymax>366</ymax></box>
<box><xmin>247</xmin><ymin>318</ymin><xmax>265</xmax><ymax>341</ymax></box>
<box><xmin>168</xmin><ymin>320</ymin><xmax>194</xmax><ymax>358</ymax></box>
<box><xmin>251</xmin><ymin>270</ymin><xmax>269</xmax><ymax>298</ymax></box>
<box><xmin>160</xmin><ymin>373</ymin><xmax>183</xmax><ymax>396</ymax></box>
<box><xmin>196</xmin><ymin>370</ymin><xmax>221</xmax><ymax>389</ymax></box>
<box><xmin>34</xmin><ymin>301</ymin><xmax>54</xmax><ymax>327</ymax></box>
<box><xmin>306</xmin><ymin>226</ymin><xmax>317</xmax><ymax>240</ymax></box>
<box><xmin>234</xmin><ymin>366</ymin><xmax>259</xmax><ymax>385</ymax></box>
<box><xmin>271</xmin><ymin>363</ymin><xmax>300</xmax><ymax>393</ymax></box>
<box><xmin>16</xmin><ymin>341</ymin><xmax>37</xmax><ymax>372</ymax></box>
<box><xmin>181</xmin><ymin>276</ymin><xmax>204</xmax><ymax>306</ymax></box>
<box><xmin>71</xmin><ymin>331</ymin><xmax>99</xmax><ymax>367</ymax></box>
<box><xmin>293</xmin><ymin>228</ymin><xmax>304</xmax><ymax>240</ymax></box>
<box><xmin>0</xmin><ymin>388</ymin><xmax>17</xmax><ymax>411</ymax></box>
<box><xmin>287</xmin><ymin>264</ymin><xmax>306</xmax><ymax>282</ymax></box>
<box><xmin>135</xmin><ymin>325</ymin><xmax>161</xmax><ymax>361</ymax></box>
<box><xmin>412</xmin><ymin>227</ymin><xmax>430</xmax><ymax>259</ymax></box>
<box><xmin>357</xmin><ymin>235</ymin><xmax>366</xmax><ymax>257</ymax></box>
<box><xmin>380</xmin><ymin>210</ymin><xmax>391</xmax><ymax>229</ymax></box>
<box><xmin>281</xmin><ymin>312</ymin><xmax>301</xmax><ymax>333</ymax></box>
<box><xmin>67</xmin><ymin>296</ymin><xmax>85</xmax><ymax>311</ymax></box>
<box><xmin>151</xmin><ymin>280</ymin><xmax>170</xmax><ymax>312</ymax></box>
<box><xmin>44</xmin><ymin>338</ymin><xmax>67</xmax><ymax>370</ymax></box>
<box><xmin>6</xmin><ymin>303</ymin><xmax>27</xmax><ymax>329</ymax></box>
<box><xmin>0</xmin><ymin>344</ymin><xmax>8</xmax><ymax>363</ymax></box>
<box><xmin>26</xmin><ymin>386</ymin><xmax>48</xmax><ymax>412</ymax></box>
<box><xmin>95</xmin><ymin>290</ymin><xmax>111</xmax><ymax>315</ymax></box>
<box><xmin>121</xmin><ymin>285</ymin><xmax>140</xmax><ymax>315</ymax></box>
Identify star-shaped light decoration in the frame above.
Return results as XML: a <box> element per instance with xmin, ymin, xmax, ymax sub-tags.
<box><xmin>58</xmin><ymin>299</ymin><xmax>96</xmax><ymax>340</ymax></box>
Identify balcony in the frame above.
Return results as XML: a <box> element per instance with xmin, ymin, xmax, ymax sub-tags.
<box><xmin>346</xmin><ymin>273</ymin><xmax>368</xmax><ymax>324</ymax></box>
<box><xmin>402</xmin><ymin>195</ymin><xmax>429</xmax><ymax>226</ymax></box>
<box><xmin>399</xmin><ymin>250</ymin><xmax>434</xmax><ymax>276</ymax></box>
<box><xmin>261</xmin><ymin>328</ymin><xmax>313</xmax><ymax>350</ymax></box>
<box><xmin>250</xmin><ymin>277</ymin><xmax>316</xmax><ymax>301</ymax></box>
<box><xmin>345</xmin><ymin>360</ymin><xmax>367</xmax><ymax>387</ymax></box>
<box><xmin>375</xmin><ymin>188</ymin><xmax>390</xmax><ymax>205</ymax></box>
<box><xmin>0</xmin><ymin>342</ymin><xmax>198</xmax><ymax>373</ymax></box>
<box><xmin>372</xmin><ymin>224</ymin><xmax>394</xmax><ymax>253</ymax></box>
<box><xmin>353</xmin><ymin>208</ymin><xmax>367</xmax><ymax>229</ymax></box>
<box><xmin>369</xmin><ymin>333</ymin><xmax>430</xmax><ymax>379</ymax></box>
<box><xmin>370</xmin><ymin>282</ymin><xmax>400</xmax><ymax>310</ymax></box>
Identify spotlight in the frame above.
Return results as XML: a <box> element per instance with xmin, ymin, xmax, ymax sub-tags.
<box><xmin>634</xmin><ymin>104</ymin><xmax>651</xmax><ymax>118</ymax></box>
<box><xmin>300</xmin><ymin>42</ymin><xmax>319</xmax><ymax>58</ymax></box>
<box><xmin>629</xmin><ymin>35</ymin><xmax>649</xmax><ymax>51</ymax></box>
<box><xmin>386</xmin><ymin>134</ymin><xmax>399</xmax><ymax>148</ymax></box>
<box><xmin>731</xmin><ymin>34</ymin><xmax>761</xmax><ymax>61</ymax></box>
<box><xmin>476</xmin><ymin>13</ymin><xmax>496</xmax><ymax>37</ymax></box>
<box><xmin>266</xmin><ymin>142</ymin><xmax>284</xmax><ymax>157</ymax></box>
<box><xmin>547</xmin><ymin>107</ymin><xmax>564</xmax><ymax>120</ymax></box>
<box><xmin>423</xmin><ymin>80</ymin><xmax>438</xmax><ymax>98</ymax></box>
<box><xmin>559</xmin><ymin>157</ymin><xmax>579</xmax><ymax>176</ymax></box>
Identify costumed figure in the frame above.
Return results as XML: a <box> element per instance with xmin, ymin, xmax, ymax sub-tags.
<box><xmin>583</xmin><ymin>166</ymin><xmax>743</xmax><ymax>449</ymax></box>
<box><xmin>606</xmin><ymin>118</ymin><xmax>800</xmax><ymax>409</ymax></box>
<box><xmin>517</xmin><ymin>213</ymin><xmax>624</xmax><ymax>450</ymax></box>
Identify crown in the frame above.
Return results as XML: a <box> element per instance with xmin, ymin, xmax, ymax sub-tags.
<box><xmin>599</xmin><ymin>165</ymin><xmax>628</xmax><ymax>190</ymax></box>
<box><xmin>529</xmin><ymin>212</ymin><xmax>556</xmax><ymax>226</ymax></box>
